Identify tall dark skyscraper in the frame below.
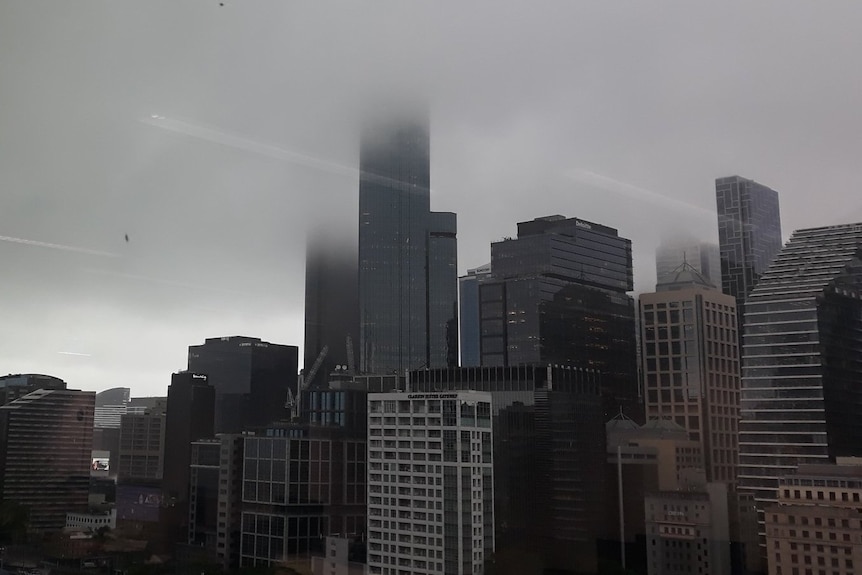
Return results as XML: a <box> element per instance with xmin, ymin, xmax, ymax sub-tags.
<box><xmin>715</xmin><ymin>176</ymin><xmax>783</xmax><ymax>319</ymax></box>
<box><xmin>303</xmin><ymin>231</ymin><xmax>359</xmax><ymax>376</ymax></box>
<box><xmin>187</xmin><ymin>336</ymin><xmax>299</xmax><ymax>433</ymax></box>
<box><xmin>358</xmin><ymin>116</ymin><xmax>458</xmax><ymax>374</ymax></box>
<box><xmin>163</xmin><ymin>371</ymin><xmax>215</xmax><ymax>504</ymax></box>
<box><xmin>737</xmin><ymin>223</ymin><xmax>862</xmax><ymax>544</ymax></box>
<box><xmin>478</xmin><ymin>215</ymin><xmax>639</xmax><ymax>419</ymax></box>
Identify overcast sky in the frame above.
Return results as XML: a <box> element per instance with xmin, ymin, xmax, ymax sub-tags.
<box><xmin>2</xmin><ymin>1</ymin><xmax>862</xmax><ymax>396</ymax></box>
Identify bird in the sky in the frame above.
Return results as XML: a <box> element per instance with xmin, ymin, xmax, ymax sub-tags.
<box><xmin>125</xmin><ymin>234</ymin><xmax>129</xmax><ymax>243</ymax></box>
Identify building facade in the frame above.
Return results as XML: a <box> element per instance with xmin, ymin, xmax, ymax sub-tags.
<box><xmin>715</xmin><ymin>176</ymin><xmax>783</xmax><ymax>328</ymax></box>
<box><xmin>458</xmin><ymin>263</ymin><xmax>491</xmax><ymax>368</ymax></box>
<box><xmin>188</xmin><ymin>336</ymin><xmax>299</xmax><ymax>433</ymax></box>
<box><xmin>367</xmin><ymin>391</ymin><xmax>494</xmax><ymax>575</ymax></box>
<box><xmin>477</xmin><ymin>215</ymin><xmax>638</xmax><ymax>420</ymax></box>
<box><xmin>240</xmin><ymin>426</ymin><xmax>366</xmax><ymax>567</ymax></box>
<box><xmin>640</xmin><ymin>263</ymin><xmax>740</xmax><ymax>484</ymax></box>
<box><xmin>117</xmin><ymin>402</ymin><xmax>166</xmax><ymax>481</ymax></box>
<box><xmin>409</xmin><ymin>365</ymin><xmax>605</xmax><ymax>574</ymax></box>
<box><xmin>187</xmin><ymin>433</ymin><xmax>245</xmax><ymax>570</ymax></box>
<box><xmin>358</xmin><ymin>116</ymin><xmax>458</xmax><ymax>375</ymax></box>
<box><xmin>644</xmin><ymin>484</ymin><xmax>731</xmax><ymax>575</ymax></box>
<box><xmin>765</xmin><ymin>460</ymin><xmax>862</xmax><ymax>575</ymax></box>
<box><xmin>0</xmin><ymin>388</ymin><xmax>95</xmax><ymax>532</ymax></box>
<box><xmin>738</xmin><ymin>223</ymin><xmax>862</xmax><ymax>542</ymax></box>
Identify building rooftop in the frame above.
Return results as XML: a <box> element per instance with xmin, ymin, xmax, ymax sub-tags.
<box><xmin>656</xmin><ymin>261</ymin><xmax>715</xmax><ymax>292</ymax></box>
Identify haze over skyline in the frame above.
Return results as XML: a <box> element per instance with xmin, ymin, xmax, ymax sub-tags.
<box><xmin>3</xmin><ymin>1</ymin><xmax>862</xmax><ymax>395</ymax></box>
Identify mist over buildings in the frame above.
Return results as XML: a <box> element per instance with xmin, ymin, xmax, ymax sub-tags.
<box><xmin>2</xmin><ymin>0</ymin><xmax>862</xmax><ymax>394</ymax></box>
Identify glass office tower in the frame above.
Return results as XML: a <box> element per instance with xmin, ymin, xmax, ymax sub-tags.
<box><xmin>715</xmin><ymin>176</ymin><xmax>783</xmax><ymax>324</ymax></box>
<box><xmin>478</xmin><ymin>215</ymin><xmax>638</xmax><ymax>419</ymax></box>
<box><xmin>358</xmin><ymin>117</ymin><xmax>457</xmax><ymax>374</ymax></box>
<box><xmin>738</xmin><ymin>223</ymin><xmax>862</xmax><ymax>542</ymax></box>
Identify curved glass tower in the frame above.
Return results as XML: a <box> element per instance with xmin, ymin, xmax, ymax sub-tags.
<box><xmin>358</xmin><ymin>117</ymin><xmax>457</xmax><ymax>374</ymax></box>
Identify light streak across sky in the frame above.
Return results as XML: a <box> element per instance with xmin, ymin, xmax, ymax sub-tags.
<box><xmin>0</xmin><ymin>234</ymin><xmax>119</xmax><ymax>258</ymax></box>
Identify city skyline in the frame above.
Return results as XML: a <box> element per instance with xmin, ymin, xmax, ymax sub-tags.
<box><xmin>4</xmin><ymin>2</ymin><xmax>862</xmax><ymax>395</ymax></box>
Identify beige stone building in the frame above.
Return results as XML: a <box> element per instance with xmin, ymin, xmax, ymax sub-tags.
<box><xmin>640</xmin><ymin>262</ymin><xmax>740</xmax><ymax>485</ymax></box>
<box><xmin>765</xmin><ymin>460</ymin><xmax>862</xmax><ymax>575</ymax></box>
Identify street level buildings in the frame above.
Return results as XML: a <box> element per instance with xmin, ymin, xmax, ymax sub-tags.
<box><xmin>358</xmin><ymin>116</ymin><xmax>458</xmax><ymax>375</ymax></box>
<box><xmin>640</xmin><ymin>262</ymin><xmax>740</xmax><ymax>485</ymax></box>
<box><xmin>0</xmin><ymin>387</ymin><xmax>95</xmax><ymax>532</ymax></box>
<box><xmin>367</xmin><ymin>391</ymin><xmax>494</xmax><ymax>575</ymax></box>
<box><xmin>738</xmin><ymin>223</ymin><xmax>862</xmax><ymax>542</ymax></box>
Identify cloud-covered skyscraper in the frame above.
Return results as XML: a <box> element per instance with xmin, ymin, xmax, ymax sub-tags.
<box><xmin>358</xmin><ymin>115</ymin><xmax>457</xmax><ymax>374</ymax></box>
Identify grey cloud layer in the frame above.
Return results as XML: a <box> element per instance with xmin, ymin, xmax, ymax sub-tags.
<box><xmin>2</xmin><ymin>0</ymin><xmax>861</xmax><ymax>394</ymax></box>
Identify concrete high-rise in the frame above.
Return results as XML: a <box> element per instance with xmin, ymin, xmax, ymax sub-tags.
<box><xmin>458</xmin><ymin>263</ymin><xmax>491</xmax><ymax>367</ymax></box>
<box><xmin>0</xmin><ymin>387</ymin><xmax>95</xmax><ymax>532</ymax></box>
<box><xmin>715</xmin><ymin>176</ymin><xmax>782</xmax><ymax>327</ymax></box>
<box><xmin>188</xmin><ymin>336</ymin><xmax>298</xmax><ymax>433</ymax></box>
<box><xmin>477</xmin><ymin>215</ymin><xmax>638</xmax><ymax>419</ymax></box>
<box><xmin>640</xmin><ymin>262</ymin><xmax>740</xmax><ymax>485</ymax></box>
<box><xmin>655</xmin><ymin>239</ymin><xmax>720</xmax><ymax>289</ymax></box>
<box><xmin>738</xmin><ymin>223</ymin><xmax>862</xmax><ymax>543</ymax></box>
<box><xmin>358</xmin><ymin>116</ymin><xmax>458</xmax><ymax>374</ymax></box>
<box><xmin>366</xmin><ymin>391</ymin><xmax>494</xmax><ymax>575</ymax></box>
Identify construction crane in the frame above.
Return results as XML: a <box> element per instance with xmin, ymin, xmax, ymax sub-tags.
<box><xmin>286</xmin><ymin>345</ymin><xmax>328</xmax><ymax>419</ymax></box>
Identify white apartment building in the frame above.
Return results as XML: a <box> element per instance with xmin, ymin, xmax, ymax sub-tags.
<box><xmin>367</xmin><ymin>391</ymin><xmax>494</xmax><ymax>575</ymax></box>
